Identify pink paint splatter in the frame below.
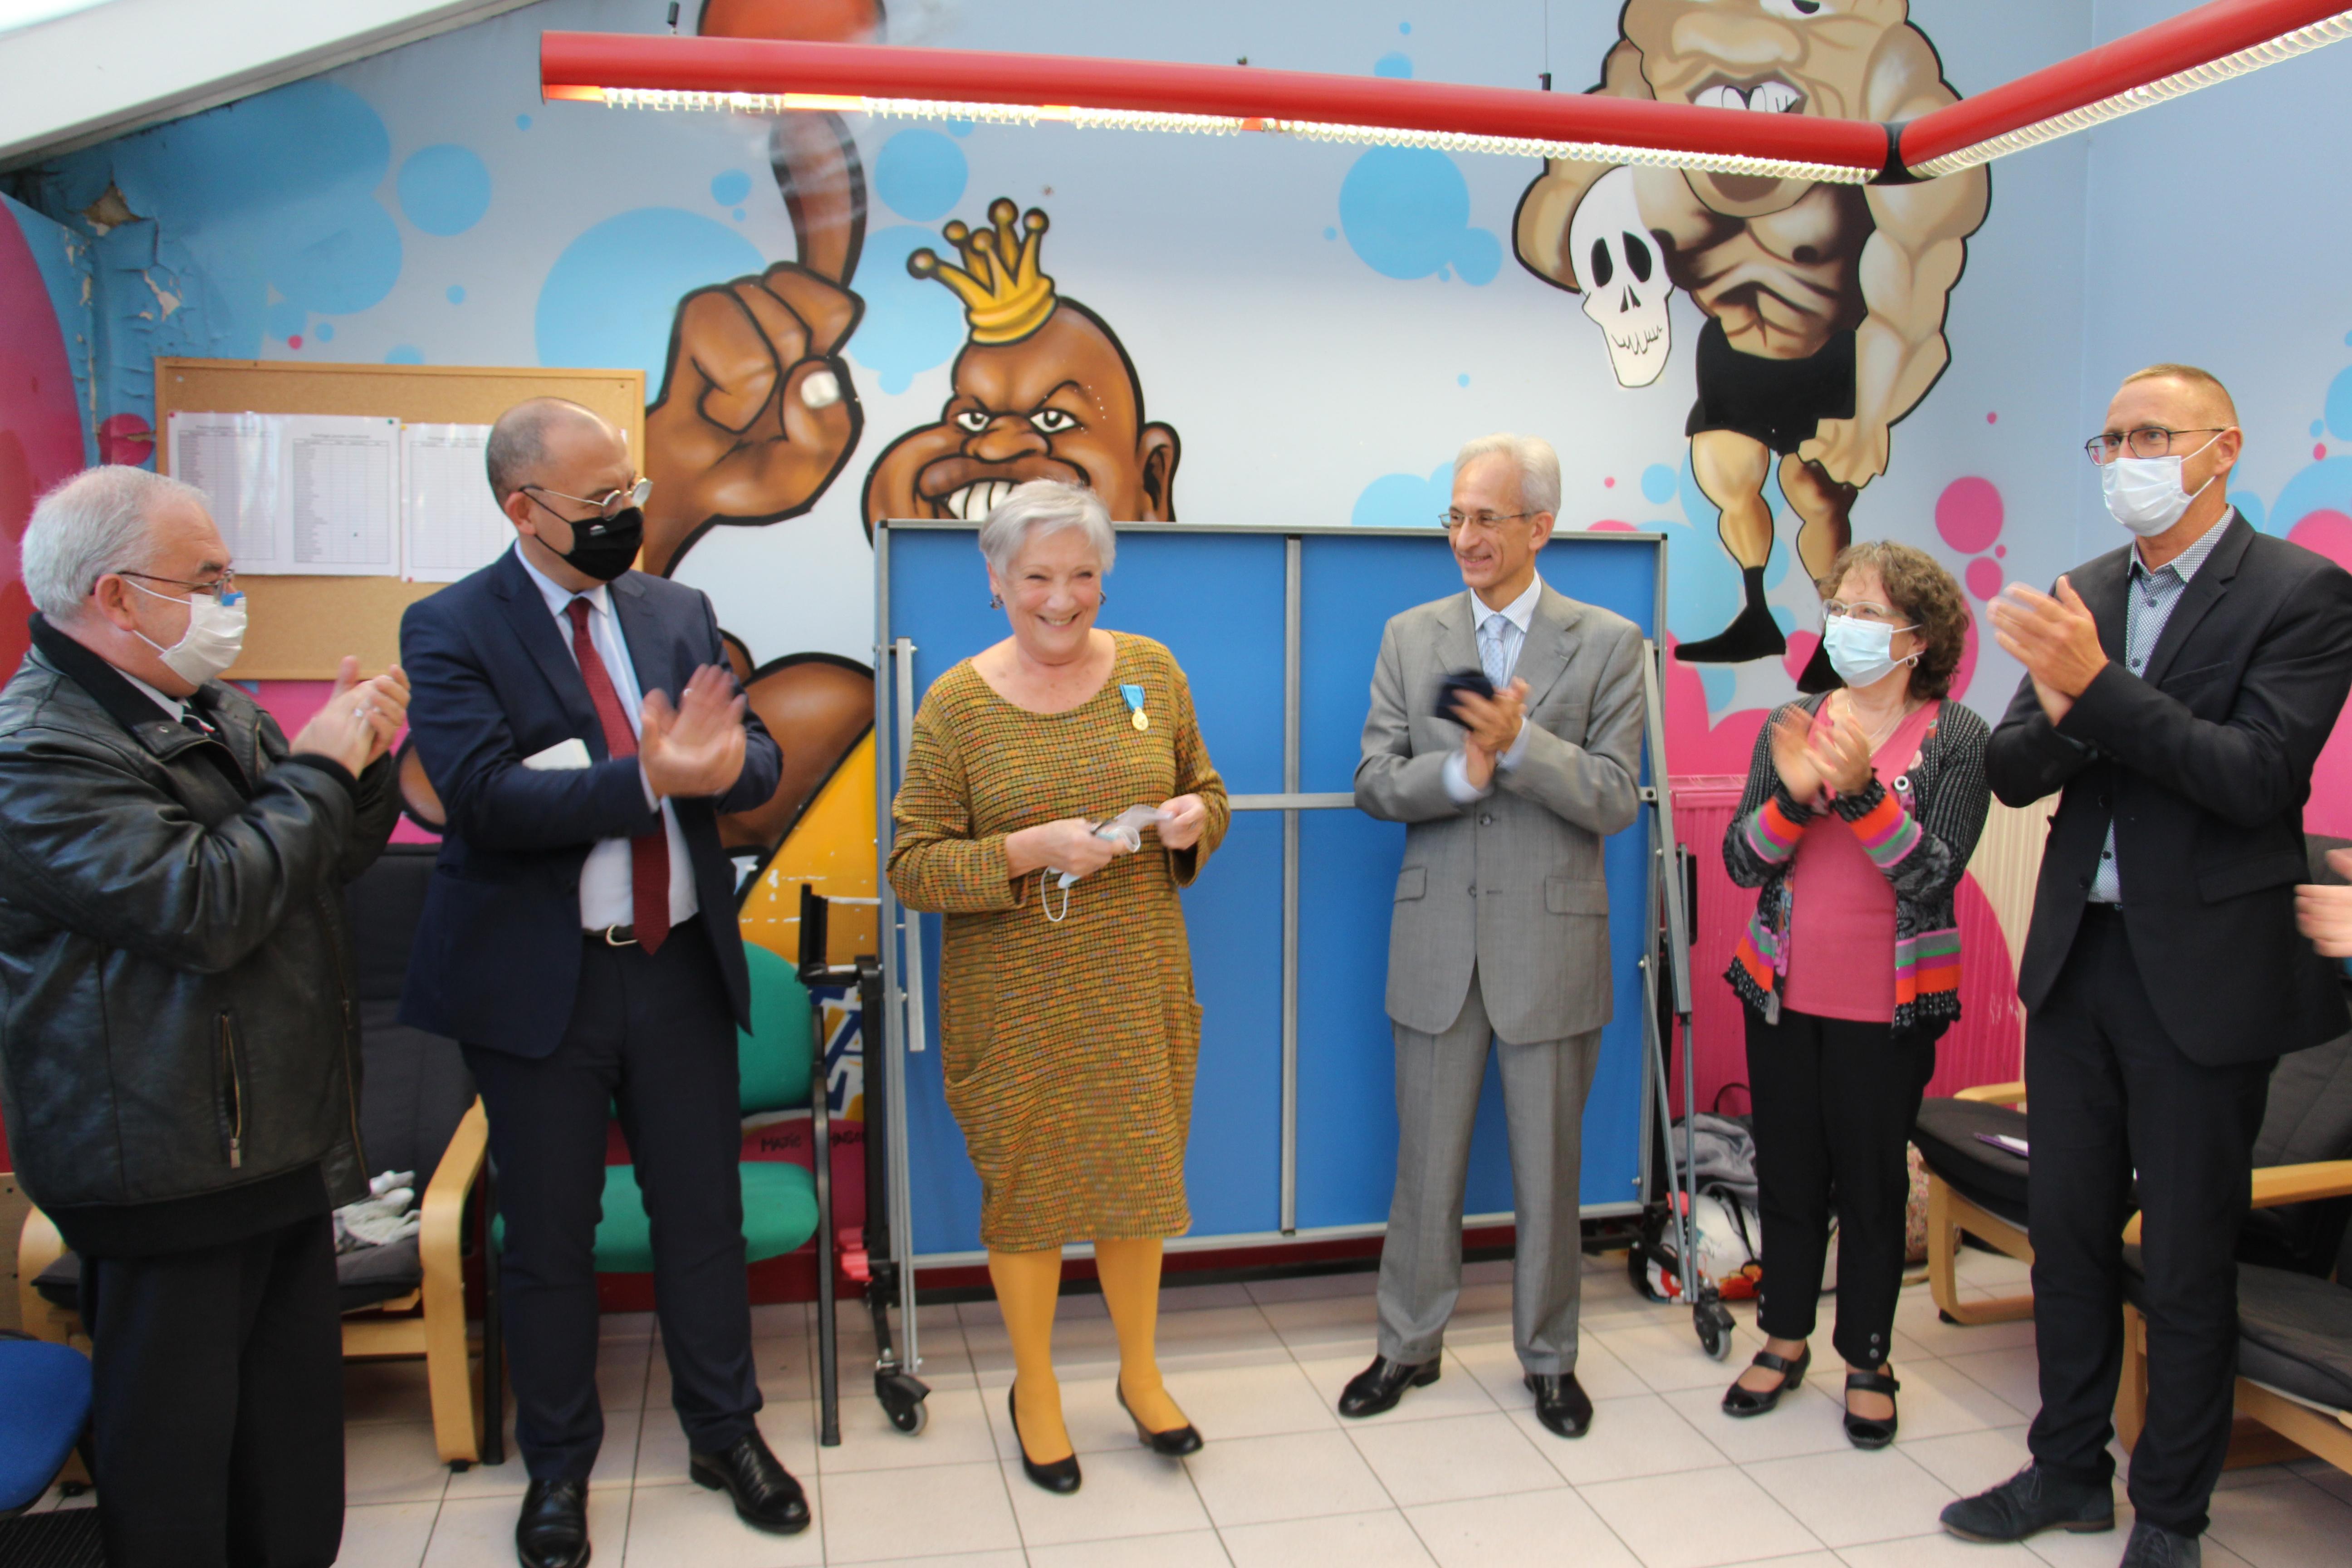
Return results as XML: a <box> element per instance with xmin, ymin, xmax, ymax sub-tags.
<box><xmin>2291</xmin><ymin>512</ymin><xmax>2352</xmax><ymax>837</ymax></box>
<box><xmin>1985</xmin><ymin>412</ymin><xmax>1999</xmax><ymax>424</ymax></box>
<box><xmin>287</xmin><ymin>335</ymin><xmax>303</xmax><ymax>351</ymax></box>
<box><xmin>1586</xmin><ymin>519</ymin><xmax>1637</xmax><ymax>532</ymax></box>
<box><xmin>98</xmin><ymin>412</ymin><xmax>155</xmax><ymax>467</ymax></box>
<box><xmin>2317</xmin><ymin>443</ymin><xmax>2329</xmax><ymax>462</ymax></box>
<box><xmin>1965</xmin><ymin>558</ymin><xmax>2005</xmax><ymax>601</ymax></box>
<box><xmin>1994</xmin><ymin>544</ymin><xmax>2006</xmax><ymax>559</ymax></box>
<box><xmin>1603</xmin><ymin>475</ymin><xmax>1616</xmax><ymax>488</ymax></box>
<box><xmin>1935</xmin><ymin>476</ymin><xmax>2003</xmax><ymax>554</ymax></box>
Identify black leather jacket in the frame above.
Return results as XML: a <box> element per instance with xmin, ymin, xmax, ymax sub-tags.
<box><xmin>0</xmin><ymin>618</ymin><xmax>400</xmax><ymax>1254</ymax></box>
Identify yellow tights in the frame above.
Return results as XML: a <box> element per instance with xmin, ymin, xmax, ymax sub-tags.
<box><xmin>988</xmin><ymin>1238</ymin><xmax>1189</xmax><ymax>1464</ymax></box>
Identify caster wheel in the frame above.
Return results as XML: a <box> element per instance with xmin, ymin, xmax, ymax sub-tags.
<box><xmin>1695</xmin><ymin>1301</ymin><xmax>1734</xmax><ymax>1360</ymax></box>
<box><xmin>877</xmin><ymin>1370</ymin><xmax>931</xmax><ymax>1435</ymax></box>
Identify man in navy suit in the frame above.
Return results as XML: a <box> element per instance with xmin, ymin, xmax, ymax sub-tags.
<box><xmin>400</xmin><ymin>399</ymin><xmax>796</xmax><ymax>1567</ymax></box>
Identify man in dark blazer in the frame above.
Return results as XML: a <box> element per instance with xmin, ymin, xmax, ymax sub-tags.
<box><xmin>400</xmin><ymin>399</ymin><xmax>796</xmax><ymax>1567</ymax></box>
<box><xmin>1944</xmin><ymin>366</ymin><xmax>2352</xmax><ymax>1568</ymax></box>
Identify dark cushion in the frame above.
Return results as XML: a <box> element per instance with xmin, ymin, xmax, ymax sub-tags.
<box><xmin>343</xmin><ymin>844</ymin><xmax>438</xmax><ymax>1004</ymax></box>
<box><xmin>2235</xmin><ymin>1262</ymin><xmax>2352</xmax><ymax>1411</ymax></box>
<box><xmin>2243</xmin><ymin>1028</ymin><xmax>2352</xmax><ymax>1275</ymax></box>
<box><xmin>1912</xmin><ymin>1098</ymin><xmax>2032</xmax><ymax>1225</ymax></box>
<box><xmin>34</xmin><ymin>1233</ymin><xmax>425</xmax><ymax>1316</ymax></box>
<box><xmin>0</xmin><ymin>1338</ymin><xmax>92</xmax><ymax>1512</ymax></box>
<box><xmin>358</xmin><ymin>1004</ymin><xmax>472</xmax><ymax>1184</ymax></box>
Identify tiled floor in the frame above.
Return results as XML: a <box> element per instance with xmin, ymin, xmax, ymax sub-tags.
<box><xmin>26</xmin><ymin>1247</ymin><xmax>2352</xmax><ymax>1567</ymax></box>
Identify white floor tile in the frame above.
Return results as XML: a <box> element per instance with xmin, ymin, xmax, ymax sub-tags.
<box><xmin>2203</xmin><ymin>1475</ymin><xmax>2352</xmax><ymax>1568</ymax></box>
<box><xmin>1580</xmin><ymin>1466</ymin><xmax>1825</xmax><ymax>1568</ymax></box>
<box><xmin>619</xmin><ymin>1476</ymin><xmax>823</xmax><ymax>1566</ymax></box>
<box><xmin>600</xmin><ymin>1310</ymin><xmax>657</xmax><ymax>1342</ymax></box>
<box><xmin>1219</xmin><ymin>1509</ymin><xmax>1436</xmax><ymax>1568</ymax></box>
<box><xmin>1530</xmin><ymin>1394</ymin><xmax>1731</xmax><ymax>1484</ymax></box>
<box><xmin>1254</xmin><ymin>1292</ymin><xmax>1385</xmax><ymax>1354</ymax></box>
<box><xmin>1159</xmin><ymin>1357</ymin><xmax>1338</xmax><ymax>1440</ymax></box>
<box><xmin>1891</xmin><ymin>1289</ymin><xmax>2038</xmax><ymax>1358</ymax></box>
<box><xmin>818</xmin><ymin>1459</ymin><xmax>1022</xmax><ymax>1563</ymax></box>
<box><xmin>1182</xmin><ymin>1429</ymin><xmax>1393</xmax><ymax>1526</ymax></box>
<box><xmin>1877</xmin><ymin>1357</ymin><xmax>2035</xmax><ymax>1438</ymax></box>
<box><xmin>1661</xmin><ymin>1382</ymin><xmax>1854</xmax><ymax>1465</ymax></box>
<box><xmin>1000</xmin><ymin>1446</ymin><xmax>1211</xmax><ymax>1546</ymax></box>
<box><xmin>633</xmin><ymin>1400</ymin><xmax>817</xmax><ymax>1487</ymax></box>
<box><xmin>1027</xmin><ymin>1536</ymin><xmax>1229</xmax><ymax>1568</ymax></box>
<box><xmin>335</xmin><ymin>1500</ymin><xmax>440</xmax><ymax>1568</ymax></box>
<box><xmin>1897</xmin><ymin>1428</ymin><xmax>2038</xmax><ymax>1498</ymax></box>
<box><xmin>1346</xmin><ymin>1410</ymin><xmax>1561</xmax><ymax>1506</ymax></box>
<box><xmin>596</xmin><ymin>1334</ymin><xmax>653</xmax><ymax>1411</ymax></box>
<box><xmin>1156</xmin><ymin>1280</ymin><xmax>1263</xmax><ymax>1312</ymax></box>
<box><xmin>1939</xmin><ymin>1346</ymin><xmax>2042</xmax><ymax>1420</ymax></box>
<box><xmin>1740</xmin><ymin>1447</ymin><xmax>1960</xmax><ymax>1547</ymax></box>
<box><xmin>839</xmin><ymin>1555</ymin><xmax>1027</xmax><ymax>1568</ymax></box>
<box><xmin>1294</xmin><ymin>1352</ymin><xmax>1499</xmax><ymax>1423</ymax></box>
<box><xmin>2020</xmin><ymin>1505</ymin><xmax>2132</xmax><ymax>1568</ymax></box>
<box><xmin>1449</xmin><ymin>1334</ymin><xmax>1648</xmax><ymax>1406</ymax></box>
<box><xmin>747</xmin><ymin>1301</ymin><xmax>809</xmax><ymax>1338</ymax></box>
<box><xmin>1244</xmin><ymin>1268</ymin><xmax>1382</xmax><ymax>1305</ymax></box>
<box><xmin>1835</xmin><ymin>1534</ymin><xmax>2040</xmax><ymax>1568</ymax></box>
<box><xmin>345</xmin><ymin>1420</ymin><xmax>454</xmax><ymax>1506</ymax></box>
<box><xmin>422</xmin><ymin>1489</ymin><xmax>631</xmax><ymax>1568</ymax></box>
<box><xmin>1594</xmin><ymin>1320</ymin><xmax>1757</xmax><ymax>1394</ymax></box>
<box><xmin>1407</xmin><ymin>1484</ymin><xmax>1643</xmax><ymax>1568</ymax></box>
<box><xmin>822</xmin><ymin>1383</ymin><xmax>999</xmax><ymax>1471</ymax></box>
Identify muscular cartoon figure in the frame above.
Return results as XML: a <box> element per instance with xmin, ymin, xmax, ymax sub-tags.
<box><xmin>1517</xmin><ymin>0</ymin><xmax>1987</xmax><ymax>682</ymax></box>
<box><xmin>864</xmin><ymin>199</ymin><xmax>1180</xmax><ymax>527</ymax></box>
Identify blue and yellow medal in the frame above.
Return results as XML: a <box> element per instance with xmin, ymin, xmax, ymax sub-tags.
<box><xmin>1120</xmin><ymin>683</ymin><xmax>1149</xmax><ymax>731</ymax></box>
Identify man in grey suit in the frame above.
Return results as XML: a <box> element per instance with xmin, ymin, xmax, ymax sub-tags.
<box><xmin>1340</xmin><ymin>432</ymin><xmax>1646</xmax><ymax>1439</ymax></box>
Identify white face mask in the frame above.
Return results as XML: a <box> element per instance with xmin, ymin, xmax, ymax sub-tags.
<box><xmin>1821</xmin><ymin>613</ymin><xmax>1919</xmax><ymax>690</ymax></box>
<box><xmin>127</xmin><ymin>579</ymin><xmax>248</xmax><ymax>685</ymax></box>
<box><xmin>2102</xmin><ymin>431</ymin><xmax>2222</xmax><ymax>538</ymax></box>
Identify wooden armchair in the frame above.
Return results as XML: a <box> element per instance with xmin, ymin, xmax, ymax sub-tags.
<box><xmin>1916</xmin><ymin>1079</ymin><xmax>2036</xmax><ymax>1325</ymax></box>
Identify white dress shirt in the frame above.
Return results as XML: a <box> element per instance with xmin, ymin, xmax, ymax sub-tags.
<box><xmin>119</xmin><ymin>669</ymin><xmax>189</xmax><ymax>724</ymax></box>
<box><xmin>1442</xmin><ymin>572</ymin><xmax>1542</xmax><ymax>804</ymax></box>
<box><xmin>514</xmin><ymin>546</ymin><xmax>698</xmax><ymax>931</ymax></box>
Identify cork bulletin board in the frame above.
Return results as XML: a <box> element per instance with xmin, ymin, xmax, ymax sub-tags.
<box><xmin>154</xmin><ymin>359</ymin><xmax>645</xmax><ymax>679</ymax></box>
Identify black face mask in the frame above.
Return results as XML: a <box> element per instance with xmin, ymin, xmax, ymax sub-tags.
<box><xmin>559</xmin><ymin>506</ymin><xmax>643</xmax><ymax>582</ymax></box>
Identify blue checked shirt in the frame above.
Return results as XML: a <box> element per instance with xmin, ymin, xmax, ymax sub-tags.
<box><xmin>2087</xmin><ymin>511</ymin><xmax>2234</xmax><ymax>904</ymax></box>
<box><xmin>1441</xmin><ymin>574</ymin><xmax>1541</xmax><ymax>803</ymax></box>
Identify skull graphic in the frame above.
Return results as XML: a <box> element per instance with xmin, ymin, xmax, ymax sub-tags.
<box><xmin>1572</xmin><ymin>165</ymin><xmax>1675</xmax><ymax>388</ymax></box>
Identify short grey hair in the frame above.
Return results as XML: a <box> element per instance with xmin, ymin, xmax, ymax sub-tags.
<box><xmin>1455</xmin><ymin>432</ymin><xmax>1562</xmax><ymax>518</ymax></box>
<box><xmin>486</xmin><ymin>397</ymin><xmax>608</xmax><ymax>502</ymax></box>
<box><xmin>977</xmin><ymin>480</ymin><xmax>1116</xmax><ymax>580</ymax></box>
<box><xmin>20</xmin><ymin>466</ymin><xmax>207</xmax><ymax>620</ymax></box>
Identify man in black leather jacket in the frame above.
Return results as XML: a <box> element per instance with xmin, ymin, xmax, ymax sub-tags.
<box><xmin>0</xmin><ymin>466</ymin><xmax>407</xmax><ymax>1567</ymax></box>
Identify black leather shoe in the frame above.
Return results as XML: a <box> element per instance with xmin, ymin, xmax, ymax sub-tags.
<box><xmin>2120</xmin><ymin>1519</ymin><xmax>2201</xmax><ymax>1568</ymax></box>
<box><xmin>1117</xmin><ymin>1380</ymin><xmax>1204</xmax><ymax>1456</ymax></box>
<box><xmin>1843</xmin><ymin>1367</ymin><xmax>1901</xmax><ymax>1449</ymax></box>
<box><xmin>1525</xmin><ymin>1373</ymin><xmax>1593</xmax><ymax>1439</ymax></box>
<box><xmin>688</xmin><ymin>1430</ymin><xmax>810</xmax><ymax>1534</ymax></box>
<box><xmin>1008</xmin><ymin>1384</ymin><xmax>1081</xmax><ymax>1494</ymax></box>
<box><xmin>1338</xmin><ymin>1355</ymin><xmax>1439</xmax><ymax>1418</ymax></box>
<box><xmin>1723</xmin><ymin>1343</ymin><xmax>1811</xmax><ymax>1416</ymax></box>
<box><xmin>515</xmin><ymin>1478</ymin><xmax>590</xmax><ymax>1568</ymax></box>
<box><xmin>1940</xmin><ymin>1465</ymin><xmax>2115</xmax><ymax>1543</ymax></box>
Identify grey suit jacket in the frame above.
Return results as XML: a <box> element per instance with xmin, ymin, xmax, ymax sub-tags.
<box><xmin>1356</xmin><ymin>581</ymin><xmax>1646</xmax><ymax>1044</ymax></box>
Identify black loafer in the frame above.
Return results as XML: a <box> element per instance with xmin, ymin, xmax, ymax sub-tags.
<box><xmin>1117</xmin><ymin>1381</ymin><xmax>1204</xmax><ymax>1456</ymax></box>
<box><xmin>1525</xmin><ymin>1373</ymin><xmax>1593</xmax><ymax>1439</ymax></box>
<box><xmin>1723</xmin><ymin>1344</ymin><xmax>1810</xmax><ymax>1417</ymax></box>
<box><xmin>1940</xmin><ymin>1464</ymin><xmax>2116</xmax><ymax>1542</ymax></box>
<box><xmin>516</xmin><ymin>1478</ymin><xmax>590</xmax><ymax>1568</ymax></box>
<box><xmin>1008</xmin><ymin>1384</ymin><xmax>1081</xmax><ymax>1494</ymax></box>
<box><xmin>1338</xmin><ymin>1355</ymin><xmax>1439</xmax><ymax>1418</ymax></box>
<box><xmin>688</xmin><ymin>1431</ymin><xmax>811</xmax><ymax>1534</ymax></box>
<box><xmin>1843</xmin><ymin>1367</ymin><xmax>1901</xmax><ymax>1450</ymax></box>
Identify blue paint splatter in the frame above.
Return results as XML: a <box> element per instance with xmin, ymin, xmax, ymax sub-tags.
<box><xmin>538</xmin><ymin>208</ymin><xmax>765</xmax><ymax>383</ymax></box>
<box><xmin>314</xmin><ymin>321</ymin><xmax>335</xmax><ymax>342</ymax></box>
<box><xmin>848</xmin><ymin>224</ymin><xmax>974</xmax><ymax>395</ymax></box>
<box><xmin>945</xmin><ymin>118</ymin><xmax>974</xmax><ymax>137</ymax></box>
<box><xmin>1456</xmin><ymin>373</ymin><xmax>1469</xmax><ymax>387</ymax></box>
<box><xmin>2228</xmin><ymin>488</ymin><xmax>2267</xmax><ymax>533</ymax></box>
<box><xmin>733</xmin><ymin>208</ymin><xmax>747</xmax><ymax>221</ymax></box>
<box><xmin>1698</xmin><ymin>666</ymin><xmax>1736</xmax><ymax>713</ymax></box>
<box><xmin>1351</xmin><ymin>463</ymin><xmax>1453</xmax><ymax>529</ymax></box>
<box><xmin>1338</xmin><ymin>148</ymin><xmax>1500</xmax><ymax>285</ymax></box>
<box><xmin>446</xmin><ymin>284</ymin><xmax>466</xmax><ymax>304</ymax></box>
<box><xmin>516</xmin><ymin>114</ymin><xmax>532</xmax><ymax>130</ymax></box>
<box><xmin>1323</xmin><ymin>226</ymin><xmax>1337</xmax><ymax>240</ymax></box>
<box><xmin>1640</xmin><ymin>463</ymin><xmax>1678</xmax><ymax>505</ymax></box>
<box><xmin>1400</xmin><ymin>21</ymin><xmax>1412</xmax><ymax>34</ymax></box>
<box><xmin>873</xmin><ymin>130</ymin><xmax>969</xmax><ymax>222</ymax></box>
<box><xmin>2324</xmin><ymin>365</ymin><xmax>2352</xmax><ymax>442</ymax></box>
<box><xmin>385</xmin><ymin>345</ymin><xmax>425</xmax><ymax>364</ymax></box>
<box><xmin>1374</xmin><ymin>53</ymin><xmax>1412</xmax><ymax>78</ymax></box>
<box><xmin>397</xmin><ymin>144</ymin><xmax>491</xmax><ymax>236</ymax></box>
<box><xmin>2268</xmin><ymin>456</ymin><xmax>2352</xmax><ymax>536</ymax></box>
<box><xmin>2314</xmin><ymin>419</ymin><xmax>2329</xmax><ymax>440</ymax></box>
<box><xmin>266</xmin><ymin>300</ymin><xmax>307</xmax><ymax>342</ymax></box>
<box><xmin>710</xmin><ymin>169</ymin><xmax>753</xmax><ymax>206</ymax></box>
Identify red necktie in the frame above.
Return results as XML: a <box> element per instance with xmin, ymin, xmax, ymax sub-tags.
<box><xmin>566</xmin><ymin>597</ymin><xmax>671</xmax><ymax>954</ymax></box>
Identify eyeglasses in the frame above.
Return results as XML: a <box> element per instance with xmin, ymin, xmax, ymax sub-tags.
<box><xmin>2082</xmin><ymin>427</ymin><xmax>2226</xmax><ymax>465</ymax></box>
<box><xmin>1441</xmin><ymin>510</ymin><xmax>1534</xmax><ymax>533</ymax></box>
<box><xmin>1821</xmin><ymin>598</ymin><xmax>1910</xmax><ymax>625</ymax></box>
<box><xmin>122</xmin><ymin>568</ymin><xmax>238</xmax><ymax>602</ymax></box>
<box><xmin>522</xmin><ymin>477</ymin><xmax>652</xmax><ymax>521</ymax></box>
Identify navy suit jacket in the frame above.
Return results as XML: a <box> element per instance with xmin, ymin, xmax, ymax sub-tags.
<box><xmin>396</xmin><ymin>549</ymin><xmax>782</xmax><ymax>1058</ymax></box>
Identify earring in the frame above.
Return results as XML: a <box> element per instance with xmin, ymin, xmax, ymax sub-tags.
<box><xmin>989</xmin><ymin>593</ymin><xmax>1004</xmax><ymax>609</ymax></box>
<box><xmin>1098</xmin><ymin>589</ymin><xmax>1108</xmax><ymax>604</ymax></box>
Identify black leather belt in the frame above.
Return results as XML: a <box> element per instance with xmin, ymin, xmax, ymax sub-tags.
<box><xmin>585</xmin><ymin>915</ymin><xmax>697</xmax><ymax>948</ymax></box>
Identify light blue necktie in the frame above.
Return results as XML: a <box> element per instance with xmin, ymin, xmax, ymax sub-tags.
<box><xmin>1479</xmin><ymin>614</ymin><xmax>1510</xmax><ymax>689</ymax></box>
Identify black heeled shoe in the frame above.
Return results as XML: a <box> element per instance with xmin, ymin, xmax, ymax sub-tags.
<box><xmin>1845</xmin><ymin>1367</ymin><xmax>1901</xmax><ymax>1449</ymax></box>
<box><xmin>1722</xmin><ymin>1343</ymin><xmax>1810</xmax><ymax>1417</ymax></box>
<box><xmin>1117</xmin><ymin>1380</ymin><xmax>1204</xmax><ymax>1456</ymax></box>
<box><xmin>1008</xmin><ymin>1384</ymin><xmax>1082</xmax><ymax>1494</ymax></box>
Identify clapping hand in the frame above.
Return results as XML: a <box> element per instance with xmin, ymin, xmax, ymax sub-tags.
<box><xmin>291</xmin><ymin>657</ymin><xmax>411</xmax><ymax>775</ymax></box>
<box><xmin>1989</xmin><ymin>578</ymin><xmax>2105</xmax><ymax>725</ymax></box>
<box><xmin>640</xmin><ymin>665</ymin><xmax>749</xmax><ymax>799</ymax></box>
<box><xmin>2296</xmin><ymin>848</ymin><xmax>2352</xmax><ymax>958</ymax></box>
<box><xmin>1769</xmin><ymin>706</ymin><xmax>1823</xmax><ymax>804</ymax></box>
<box><xmin>1806</xmin><ymin>694</ymin><xmax>1874</xmax><ymax>796</ymax></box>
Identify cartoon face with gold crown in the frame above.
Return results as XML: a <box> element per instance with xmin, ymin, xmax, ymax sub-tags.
<box><xmin>862</xmin><ymin>198</ymin><xmax>1181</xmax><ymax>529</ymax></box>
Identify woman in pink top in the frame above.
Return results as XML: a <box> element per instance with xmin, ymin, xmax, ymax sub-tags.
<box><xmin>1719</xmin><ymin>543</ymin><xmax>1990</xmax><ymax>1449</ymax></box>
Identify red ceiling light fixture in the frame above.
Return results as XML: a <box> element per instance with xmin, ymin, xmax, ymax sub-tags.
<box><xmin>541</xmin><ymin>0</ymin><xmax>2352</xmax><ymax>185</ymax></box>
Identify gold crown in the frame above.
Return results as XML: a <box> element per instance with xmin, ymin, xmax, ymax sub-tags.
<box><xmin>908</xmin><ymin>198</ymin><xmax>1058</xmax><ymax>345</ymax></box>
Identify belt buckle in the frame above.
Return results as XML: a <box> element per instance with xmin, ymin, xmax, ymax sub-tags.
<box><xmin>602</xmin><ymin>924</ymin><xmax>638</xmax><ymax>947</ymax></box>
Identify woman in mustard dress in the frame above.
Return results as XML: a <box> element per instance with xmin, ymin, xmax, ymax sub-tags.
<box><xmin>887</xmin><ymin>480</ymin><xmax>1229</xmax><ymax>1494</ymax></box>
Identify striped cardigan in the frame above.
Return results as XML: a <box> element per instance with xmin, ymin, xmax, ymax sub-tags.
<box><xmin>1721</xmin><ymin>695</ymin><xmax>1992</xmax><ymax>1035</ymax></box>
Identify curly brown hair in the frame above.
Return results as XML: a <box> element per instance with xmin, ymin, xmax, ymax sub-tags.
<box><xmin>1817</xmin><ymin>540</ymin><xmax>1969</xmax><ymax>699</ymax></box>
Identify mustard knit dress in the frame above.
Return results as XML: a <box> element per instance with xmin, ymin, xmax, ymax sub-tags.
<box><xmin>886</xmin><ymin>634</ymin><xmax>1229</xmax><ymax>1251</ymax></box>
